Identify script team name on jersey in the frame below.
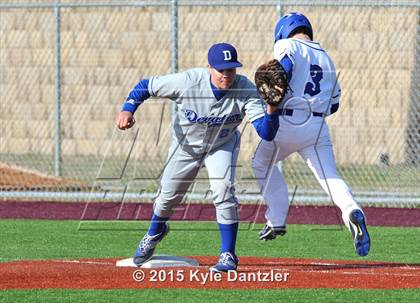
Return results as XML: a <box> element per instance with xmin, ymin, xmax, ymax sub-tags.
<box><xmin>185</xmin><ymin>109</ymin><xmax>243</xmax><ymax>127</ymax></box>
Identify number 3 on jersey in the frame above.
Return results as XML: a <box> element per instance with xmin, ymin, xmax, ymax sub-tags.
<box><xmin>304</xmin><ymin>64</ymin><xmax>323</xmax><ymax>96</ymax></box>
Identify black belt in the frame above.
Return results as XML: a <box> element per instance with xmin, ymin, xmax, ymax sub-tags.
<box><xmin>279</xmin><ymin>109</ymin><xmax>324</xmax><ymax>117</ymax></box>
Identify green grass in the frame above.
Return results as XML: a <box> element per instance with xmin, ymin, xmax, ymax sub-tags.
<box><xmin>0</xmin><ymin>220</ymin><xmax>419</xmax><ymax>302</ymax></box>
<box><xmin>1</xmin><ymin>220</ymin><xmax>419</xmax><ymax>263</ymax></box>
<box><xmin>1</xmin><ymin>289</ymin><xmax>420</xmax><ymax>303</ymax></box>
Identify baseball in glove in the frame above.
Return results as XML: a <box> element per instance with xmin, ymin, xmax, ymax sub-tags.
<box><xmin>254</xmin><ymin>59</ymin><xmax>288</xmax><ymax>106</ymax></box>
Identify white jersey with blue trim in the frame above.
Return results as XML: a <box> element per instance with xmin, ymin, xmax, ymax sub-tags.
<box><xmin>274</xmin><ymin>38</ymin><xmax>340</xmax><ymax>115</ymax></box>
<box><xmin>148</xmin><ymin>67</ymin><xmax>265</xmax><ymax>154</ymax></box>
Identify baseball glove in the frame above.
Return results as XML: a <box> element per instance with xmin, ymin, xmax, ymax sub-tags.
<box><xmin>254</xmin><ymin>59</ymin><xmax>288</xmax><ymax>106</ymax></box>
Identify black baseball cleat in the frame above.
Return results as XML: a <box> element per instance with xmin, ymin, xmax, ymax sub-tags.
<box><xmin>348</xmin><ymin>210</ymin><xmax>370</xmax><ymax>257</ymax></box>
<box><xmin>259</xmin><ymin>225</ymin><xmax>287</xmax><ymax>241</ymax></box>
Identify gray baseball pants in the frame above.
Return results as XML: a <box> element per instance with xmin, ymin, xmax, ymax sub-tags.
<box><xmin>153</xmin><ymin>131</ymin><xmax>241</xmax><ymax>224</ymax></box>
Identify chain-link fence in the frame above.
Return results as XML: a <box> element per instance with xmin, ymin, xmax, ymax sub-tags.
<box><xmin>0</xmin><ymin>0</ymin><xmax>419</xmax><ymax>206</ymax></box>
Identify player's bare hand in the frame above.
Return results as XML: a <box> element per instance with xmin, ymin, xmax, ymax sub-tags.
<box><xmin>116</xmin><ymin>111</ymin><xmax>136</xmax><ymax>130</ymax></box>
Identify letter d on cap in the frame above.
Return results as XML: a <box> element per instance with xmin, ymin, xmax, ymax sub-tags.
<box><xmin>223</xmin><ymin>50</ymin><xmax>232</xmax><ymax>61</ymax></box>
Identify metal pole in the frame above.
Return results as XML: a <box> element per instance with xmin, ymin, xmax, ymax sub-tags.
<box><xmin>276</xmin><ymin>4</ymin><xmax>283</xmax><ymax>20</ymax></box>
<box><xmin>171</xmin><ymin>0</ymin><xmax>179</xmax><ymax>116</ymax></box>
<box><xmin>407</xmin><ymin>9</ymin><xmax>420</xmax><ymax>165</ymax></box>
<box><xmin>54</xmin><ymin>6</ymin><xmax>62</xmax><ymax>176</ymax></box>
<box><xmin>171</xmin><ymin>0</ymin><xmax>179</xmax><ymax>74</ymax></box>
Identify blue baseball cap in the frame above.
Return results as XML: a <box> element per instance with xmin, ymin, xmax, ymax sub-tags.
<box><xmin>208</xmin><ymin>42</ymin><xmax>243</xmax><ymax>70</ymax></box>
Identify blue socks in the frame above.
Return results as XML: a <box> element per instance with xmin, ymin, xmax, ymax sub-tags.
<box><xmin>147</xmin><ymin>213</ymin><xmax>169</xmax><ymax>236</ymax></box>
<box><xmin>218</xmin><ymin>222</ymin><xmax>238</xmax><ymax>254</ymax></box>
<box><xmin>147</xmin><ymin>214</ymin><xmax>238</xmax><ymax>255</ymax></box>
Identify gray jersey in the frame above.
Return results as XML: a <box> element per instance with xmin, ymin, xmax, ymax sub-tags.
<box><xmin>148</xmin><ymin>68</ymin><xmax>265</xmax><ymax>154</ymax></box>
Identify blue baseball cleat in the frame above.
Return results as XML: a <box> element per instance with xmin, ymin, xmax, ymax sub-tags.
<box><xmin>348</xmin><ymin>210</ymin><xmax>370</xmax><ymax>257</ymax></box>
<box><xmin>133</xmin><ymin>223</ymin><xmax>170</xmax><ymax>266</ymax></box>
<box><xmin>209</xmin><ymin>252</ymin><xmax>238</xmax><ymax>273</ymax></box>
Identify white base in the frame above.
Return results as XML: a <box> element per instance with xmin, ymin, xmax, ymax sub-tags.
<box><xmin>116</xmin><ymin>255</ymin><xmax>199</xmax><ymax>268</ymax></box>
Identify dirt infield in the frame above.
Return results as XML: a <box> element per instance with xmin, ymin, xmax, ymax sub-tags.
<box><xmin>1</xmin><ymin>256</ymin><xmax>419</xmax><ymax>289</ymax></box>
<box><xmin>0</xmin><ymin>163</ymin><xmax>85</xmax><ymax>190</ymax></box>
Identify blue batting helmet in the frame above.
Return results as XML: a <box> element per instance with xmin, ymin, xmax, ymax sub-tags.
<box><xmin>274</xmin><ymin>12</ymin><xmax>313</xmax><ymax>43</ymax></box>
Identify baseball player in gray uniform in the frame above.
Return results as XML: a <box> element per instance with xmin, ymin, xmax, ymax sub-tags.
<box><xmin>252</xmin><ymin>12</ymin><xmax>370</xmax><ymax>257</ymax></box>
<box><xmin>116</xmin><ymin>43</ymin><xmax>279</xmax><ymax>272</ymax></box>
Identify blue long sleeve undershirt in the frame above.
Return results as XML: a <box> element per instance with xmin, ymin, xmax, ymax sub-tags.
<box><xmin>251</xmin><ymin>113</ymin><xmax>279</xmax><ymax>141</ymax></box>
<box><xmin>122</xmin><ymin>79</ymin><xmax>150</xmax><ymax>113</ymax></box>
<box><xmin>279</xmin><ymin>55</ymin><xmax>293</xmax><ymax>82</ymax></box>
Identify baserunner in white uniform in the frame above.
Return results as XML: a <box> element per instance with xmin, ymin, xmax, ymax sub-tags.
<box><xmin>116</xmin><ymin>43</ymin><xmax>279</xmax><ymax>272</ymax></box>
<box><xmin>252</xmin><ymin>12</ymin><xmax>371</xmax><ymax>257</ymax></box>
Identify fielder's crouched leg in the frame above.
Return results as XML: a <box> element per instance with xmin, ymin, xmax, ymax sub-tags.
<box><xmin>132</xmin><ymin>189</ymin><xmax>190</xmax><ymax>266</ymax></box>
